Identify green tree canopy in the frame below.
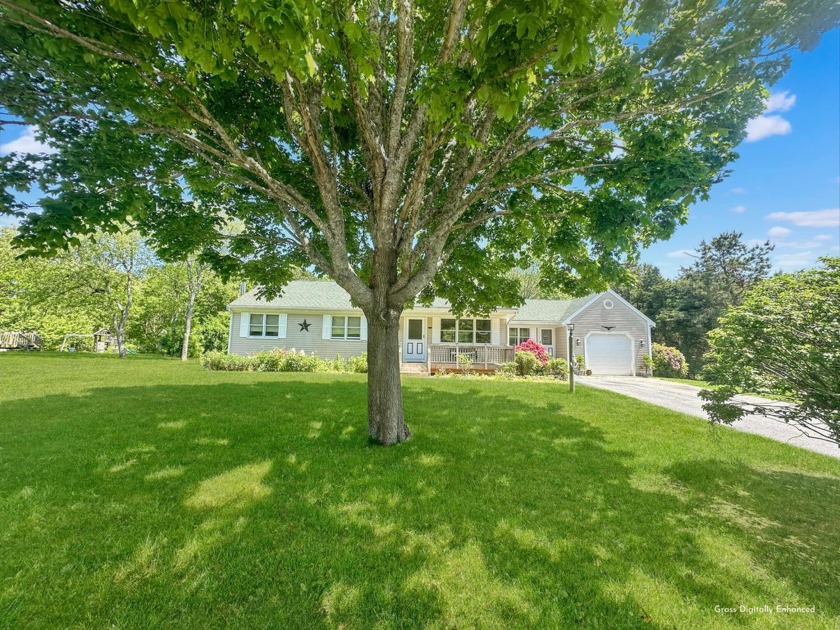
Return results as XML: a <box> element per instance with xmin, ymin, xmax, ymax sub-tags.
<box><xmin>701</xmin><ymin>257</ymin><xmax>840</xmax><ymax>447</ymax></box>
<box><xmin>0</xmin><ymin>0</ymin><xmax>836</xmax><ymax>443</ymax></box>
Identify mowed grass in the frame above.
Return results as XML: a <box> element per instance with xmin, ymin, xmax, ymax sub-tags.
<box><xmin>1</xmin><ymin>354</ymin><xmax>839</xmax><ymax>629</ymax></box>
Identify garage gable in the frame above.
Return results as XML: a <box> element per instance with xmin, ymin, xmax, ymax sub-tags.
<box><xmin>567</xmin><ymin>290</ymin><xmax>653</xmax><ymax>376</ymax></box>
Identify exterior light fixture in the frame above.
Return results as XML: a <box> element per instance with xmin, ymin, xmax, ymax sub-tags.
<box><xmin>640</xmin><ymin>340</ymin><xmax>646</xmax><ymax>348</ymax></box>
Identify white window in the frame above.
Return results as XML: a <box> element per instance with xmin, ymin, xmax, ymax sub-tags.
<box><xmin>249</xmin><ymin>313</ymin><xmax>280</xmax><ymax>337</ymax></box>
<box><xmin>440</xmin><ymin>318</ymin><xmax>491</xmax><ymax>344</ymax></box>
<box><xmin>541</xmin><ymin>329</ymin><xmax>553</xmax><ymax>346</ymax></box>
<box><xmin>509</xmin><ymin>327</ymin><xmax>531</xmax><ymax>346</ymax></box>
<box><xmin>331</xmin><ymin>315</ymin><xmax>362</xmax><ymax>340</ymax></box>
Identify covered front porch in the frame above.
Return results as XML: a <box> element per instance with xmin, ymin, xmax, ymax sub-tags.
<box><xmin>400</xmin><ymin>344</ymin><xmax>516</xmax><ymax>374</ymax></box>
<box><xmin>398</xmin><ymin>311</ymin><xmax>518</xmax><ymax>374</ymax></box>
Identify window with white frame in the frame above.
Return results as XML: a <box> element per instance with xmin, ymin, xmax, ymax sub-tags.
<box><xmin>440</xmin><ymin>318</ymin><xmax>491</xmax><ymax>344</ymax></box>
<box><xmin>331</xmin><ymin>315</ymin><xmax>362</xmax><ymax>340</ymax></box>
<box><xmin>509</xmin><ymin>327</ymin><xmax>531</xmax><ymax>346</ymax></box>
<box><xmin>541</xmin><ymin>329</ymin><xmax>553</xmax><ymax>346</ymax></box>
<box><xmin>249</xmin><ymin>313</ymin><xmax>280</xmax><ymax>337</ymax></box>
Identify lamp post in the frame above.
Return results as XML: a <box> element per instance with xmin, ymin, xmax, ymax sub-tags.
<box><xmin>568</xmin><ymin>323</ymin><xmax>575</xmax><ymax>393</ymax></box>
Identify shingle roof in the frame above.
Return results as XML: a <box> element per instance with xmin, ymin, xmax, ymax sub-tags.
<box><xmin>228</xmin><ymin>280</ymin><xmax>451</xmax><ymax>311</ymax></box>
<box><xmin>228</xmin><ymin>280</ymin><xmax>607</xmax><ymax>323</ymax></box>
<box><xmin>510</xmin><ymin>294</ymin><xmax>599</xmax><ymax>323</ymax></box>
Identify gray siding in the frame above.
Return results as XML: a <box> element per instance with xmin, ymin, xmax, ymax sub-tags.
<box><xmin>568</xmin><ymin>295</ymin><xmax>651</xmax><ymax>374</ymax></box>
<box><xmin>229</xmin><ymin>311</ymin><xmax>367</xmax><ymax>359</ymax></box>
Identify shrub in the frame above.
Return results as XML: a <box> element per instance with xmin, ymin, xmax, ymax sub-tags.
<box><xmin>497</xmin><ymin>362</ymin><xmax>517</xmax><ymax>378</ymax></box>
<box><xmin>700</xmin><ymin>258</ymin><xmax>840</xmax><ymax>445</ymax></box>
<box><xmin>456</xmin><ymin>352</ymin><xmax>474</xmax><ymax>375</ymax></box>
<box><xmin>201</xmin><ymin>348</ymin><xmax>367</xmax><ymax>373</ymax></box>
<box><xmin>546</xmin><ymin>357</ymin><xmax>569</xmax><ymax>379</ymax></box>
<box><xmin>514</xmin><ymin>350</ymin><xmax>540</xmax><ymax>376</ymax></box>
<box><xmin>514</xmin><ymin>339</ymin><xmax>549</xmax><ymax>365</ymax></box>
<box><xmin>642</xmin><ymin>354</ymin><xmax>654</xmax><ymax>376</ymax></box>
<box><xmin>651</xmin><ymin>342</ymin><xmax>689</xmax><ymax>378</ymax></box>
<box><xmin>346</xmin><ymin>352</ymin><xmax>368</xmax><ymax>373</ymax></box>
<box><xmin>200</xmin><ymin>351</ymin><xmax>251</xmax><ymax>371</ymax></box>
<box><xmin>574</xmin><ymin>354</ymin><xmax>586</xmax><ymax>374</ymax></box>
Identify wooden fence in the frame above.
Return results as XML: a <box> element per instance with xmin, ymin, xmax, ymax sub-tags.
<box><xmin>0</xmin><ymin>331</ymin><xmax>44</xmax><ymax>350</ymax></box>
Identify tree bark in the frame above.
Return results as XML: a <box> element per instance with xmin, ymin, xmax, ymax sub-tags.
<box><xmin>181</xmin><ymin>259</ymin><xmax>199</xmax><ymax>361</ymax></box>
<box><xmin>365</xmin><ymin>306</ymin><xmax>411</xmax><ymax>445</ymax></box>
<box><xmin>180</xmin><ymin>297</ymin><xmax>194</xmax><ymax>361</ymax></box>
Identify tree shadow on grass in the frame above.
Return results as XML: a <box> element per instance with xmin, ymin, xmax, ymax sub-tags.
<box><xmin>0</xmin><ymin>378</ymin><xmax>838</xmax><ymax>628</ymax></box>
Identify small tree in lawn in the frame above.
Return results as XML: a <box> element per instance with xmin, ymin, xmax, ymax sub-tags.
<box><xmin>0</xmin><ymin>0</ymin><xmax>836</xmax><ymax>444</ymax></box>
<box><xmin>700</xmin><ymin>258</ymin><xmax>840</xmax><ymax>447</ymax></box>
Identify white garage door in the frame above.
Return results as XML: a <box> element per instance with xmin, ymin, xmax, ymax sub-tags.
<box><xmin>586</xmin><ymin>334</ymin><xmax>634</xmax><ymax>375</ymax></box>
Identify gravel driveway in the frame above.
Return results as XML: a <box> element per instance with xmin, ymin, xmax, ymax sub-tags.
<box><xmin>578</xmin><ymin>376</ymin><xmax>839</xmax><ymax>459</ymax></box>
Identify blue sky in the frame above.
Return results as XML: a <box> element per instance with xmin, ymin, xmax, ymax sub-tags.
<box><xmin>640</xmin><ymin>29</ymin><xmax>840</xmax><ymax>276</ymax></box>
<box><xmin>2</xmin><ymin>30</ymin><xmax>838</xmax><ymax>276</ymax></box>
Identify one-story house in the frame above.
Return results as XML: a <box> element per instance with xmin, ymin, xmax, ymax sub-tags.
<box><xmin>227</xmin><ymin>280</ymin><xmax>654</xmax><ymax>375</ymax></box>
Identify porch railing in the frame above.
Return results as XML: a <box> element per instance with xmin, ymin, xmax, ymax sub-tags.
<box><xmin>428</xmin><ymin>344</ymin><xmax>515</xmax><ymax>368</ymax></box>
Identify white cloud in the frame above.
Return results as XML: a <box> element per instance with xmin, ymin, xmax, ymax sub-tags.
<box><xmin>813</xmin><ymin>234</ymin><xmax>833</xmax><ymax>242</ymax></box>
<box><xmin>745</xmin><ymin>91</ymin><xmax>796</xmax><ymax>142</ymax></box>
<box><xmin>775</xmin><ymin>238</ymin><xmax>838</xmax><ymax>250</ymax></box>
<box><xmin>765</xmin><ymin>90</ymin><xmax>796</xmax><ymax>113</ymax></box>
<box><xmin>746</xmin><ymin>115</ymin><xmax>792</xmax><ymax>142</ymax></box>
<box><xmin>731</xmin><ymin>187</ymin><xmax>748</xmax><ymax>195</ymax></box>
<box><xmin>765</xmin><ymin>209</ymin><xmax>840</xmax><ymax>228</ymax></box>
<box><xmin>773</xmin><ymin>251</ymin><xmax>820</xmax><ymax>271</ymax></box>
<box><xmin>0</xmin><ymin>125</ymin><xmax>56</xmax><ymax>155</ymax></box>
<box><xmin>666</xmin><ymin>249</ymin><xmax>697</xmax><ymax>259</ymax></box>
<box><xmin>730</xmin><ymin>204</ymin><xmax>746</xmax><ymax>214</ymax></box>
<box><xmin>768</xmin><ymin>226</ymin><xmax>791</xmax><ymax>238</ymax></box>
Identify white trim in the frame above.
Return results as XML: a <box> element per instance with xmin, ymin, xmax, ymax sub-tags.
<box><xmin>561</xmin><ymin>294</ymin><xmax>603</xmax><ymax>325</ymax></box>
<box><xmin>606</xmin><ymin>289</ymin><xmax>656</xmax><ymax>327</ymax></box>
<box><xmin>242</xmin><ymin>312</ymin><xmax>285</xmax><ymax>339</ymax></box>
<box><xmin>403</xmin><ymin>316</ymin><xmax>427</xmax><ymax>362</ymax></box>
<box><xmin>322</xmin><ymin>314</ymin><xmax>332</xmax><ymax>340</ymax></box>
<box><xmin>227</xmin><ymin>310</ymin><xmax>234</xmax><ymax>353</ymax></box>
<box><xmin>328</xmin><ymin>314</ymin><xmax>365</xmax><ymax>341</ymax></box>
<box><xmin>360</xmin><ymin>316</ymin><xmax>368</xmax><ymax>341</ymax></box>
<box><xmin>507</xmin><ymin>325</ymin><xmax>531</xmax><ymax>346</ymax></box>
<box><xmin>603</xmin><ymin>299</ymin><xmax>614</xmax><ymax>310</ymax></box>
<box><xmin>584</xmin><ymin>331</ymin><xmax>635</xmax><ymax>376</ymax></box>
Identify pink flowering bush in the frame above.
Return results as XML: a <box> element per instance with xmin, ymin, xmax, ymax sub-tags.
<box><xmin>651</xmin><ymin>343</ymin><xmax>689</xmax><ymax>378</ymax></box>
<box><xmin>514</xmin><ymin>339</ymin><xmax>550</xmax><ymax>366</ymax></box>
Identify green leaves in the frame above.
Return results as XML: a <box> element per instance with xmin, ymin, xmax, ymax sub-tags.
<box><xmin>701</xmin><ymin>258</ymin><xmax>840</xmax><ymax>445</ymax></box>
<box><xmin>0</xmin><ymin>0</ymin><xmax>837</xmax><ymax>315</ymax></box>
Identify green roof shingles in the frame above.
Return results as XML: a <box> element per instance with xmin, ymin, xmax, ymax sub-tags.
<box><xmin>229</xmin><ymin>280</ymin><xmax>599</xmax><ymax>324</ymax></box>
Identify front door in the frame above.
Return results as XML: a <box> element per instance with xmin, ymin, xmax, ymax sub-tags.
<box><xmin>404</xmin><ymin>318</ymin><xmax>426</xmax><ymax>362</ymax></box>
<box><xmin>540</xmin><ymin>328</ymin><xmax>555</xmax><ymax>357</ymax></box>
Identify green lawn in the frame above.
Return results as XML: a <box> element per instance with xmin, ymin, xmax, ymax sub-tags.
<box><xmin>1</xmin><ymin>354</ymin><xmax>838</xmax><ymax>629</ymax></box>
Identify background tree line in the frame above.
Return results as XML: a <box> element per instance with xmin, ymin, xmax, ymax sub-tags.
<box><xmin>0</xmin><ymin>226</ymin><xmax>238</xmax><ymax>357</ymax></box>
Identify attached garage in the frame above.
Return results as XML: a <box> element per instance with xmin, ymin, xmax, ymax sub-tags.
<box><xmin>507</xmin><ymin>289</ymin><xmax>655</xmax><ymax>377</ymax></box>
<box><xmin>585</xmin><ymin>333</ymin><xmax>634</xmax><ymax>376</ymax></box>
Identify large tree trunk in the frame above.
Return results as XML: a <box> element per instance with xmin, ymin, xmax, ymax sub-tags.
<box><xmin>365</xmin><ymin>307</ymin><xmax>411</xmax><ymax>445</ymax></box>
